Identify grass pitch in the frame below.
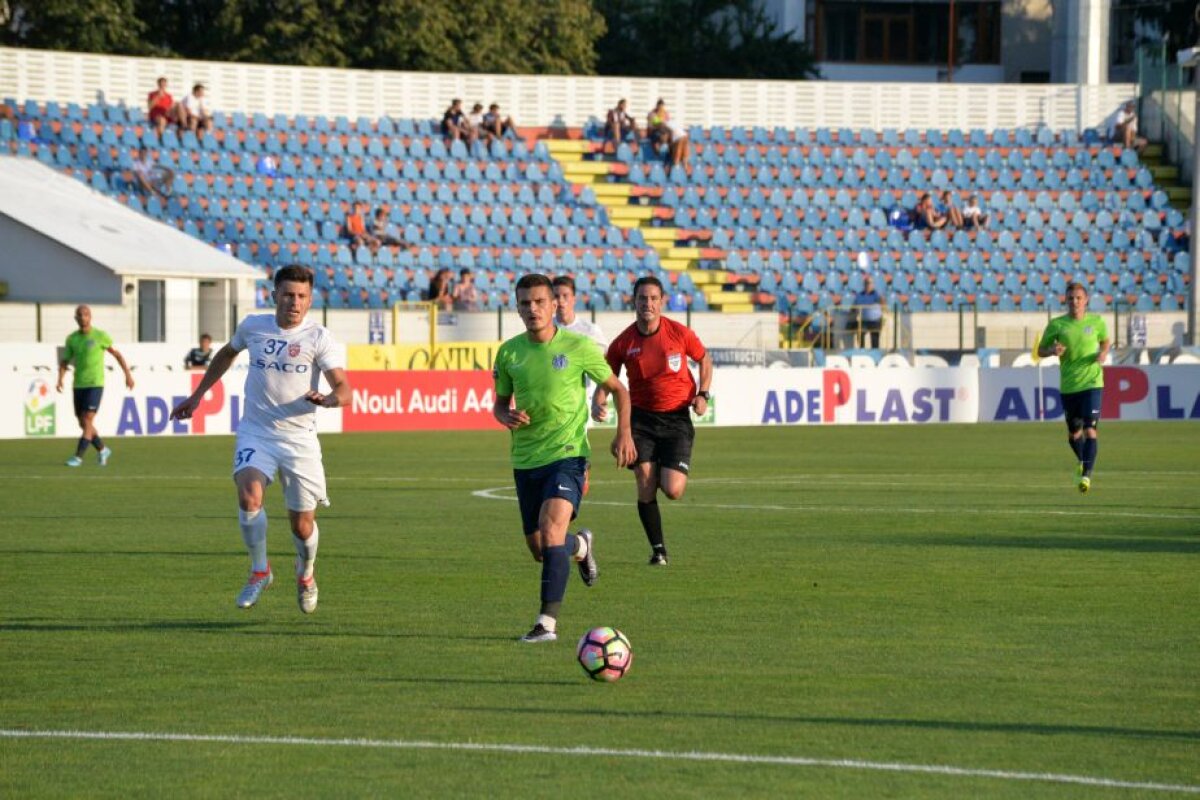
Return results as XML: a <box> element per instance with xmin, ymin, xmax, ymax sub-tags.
<box><xmin>1</xmin><ymin>423</ymin><xmax>1197</xmax><ymax>798</ymax></box>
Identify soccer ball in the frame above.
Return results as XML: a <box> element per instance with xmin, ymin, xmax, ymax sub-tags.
<box><xmin>576</xmin><ymin>626</ymin><xmax>633</xmax><ymax>682</ymax></box>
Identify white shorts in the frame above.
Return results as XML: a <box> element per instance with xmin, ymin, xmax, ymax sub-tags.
<box><xmin>231</xmin><ymin>431</ymin><xmax>327</xmax><ymax>512</ymax></box>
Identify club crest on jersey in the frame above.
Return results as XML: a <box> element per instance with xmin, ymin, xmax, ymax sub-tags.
<box><xmin>667</xmin><ymin>353</ymin><xmax>682</xmax><ymax>372</ymax></box>
<box><xmin>1083</xmin><ymin>326</ymin><xmax>1093</xmax><ymax>335</ymax></box>
<box><xmin>288</xmin><ymin>342</ymin><xmax>302</xmax><ymax>357</ymax></box>
<box><xmin>552</xmin><ymin>354</ymin><xmax>568</xmax><ymax>370</ymax></box>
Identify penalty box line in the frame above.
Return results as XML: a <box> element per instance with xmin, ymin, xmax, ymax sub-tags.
<box><xmin>1</xmin><ymin>728</ymin><xmax>1197</xmax><ymax>794</ymax></box>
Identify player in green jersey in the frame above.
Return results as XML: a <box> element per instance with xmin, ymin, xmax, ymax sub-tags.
<box><xmin>493</xmin><ymin>274</ymin><xmax>636</xmax><ymax>643</ymax></box>
<box><xmin>56</xmin><ymin>305</ymin><xmax>135</xmax><ymax>468</ymax></box>
<box><xmin>1037</xmin><ymin>283</ymin><xmax>1110</xmax><ymax>493</ymax></box>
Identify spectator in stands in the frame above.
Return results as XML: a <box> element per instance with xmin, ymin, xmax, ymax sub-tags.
<box><xmin>185</xmin><ymin>334</ymin><xmax>214</xmax><ymax>370</ymax></box>
<box><xmin>426</xmin><ymin>268</ymin><xmax>454</xmax><ymax>312</ymax></box>
<box><xmin>441</xmin><ymin>98</ymin><xmax>472</xmax><ymax>144</ymax></box>
<box><xmin>342</xmin><ymin>201</ymin><xmax>379</xmax><ymax>253</ymax></box>
<box><xmin>126</xmin><ymin>148</ymin><xmax>171</xmax><ymax>199</ymax></box>
<box><xmin>664</xmin><ymin>120</ymin><xmax>691</xmax><ymax>171</ymax></box>
<box><xmin>962</xmin><ymin>193</ymin><xmax>988</xmax><ymax>229</ymax></box>
<box><xmin>852</xmin><ymin>275</ymin><xmax>884</xmax><ymax>349</ymax></box>
<box><xmin>371</xmin><ymin>208</ymin><xmax>405</xmax><ymax>247</ymax></box>
<box><xmin>647</xmin><ymin>99</ymin><xmax>670</xmax><ymax>147</ymax></box>
<box><xmin>482</xmin><ymin>103</ymin><xmax>516</xmax><ymax>141</ymax></box>
<box><xmin>467</xmin><ymin>102</ymin><xmax>486</xmax><ymax>142</ymax></box>
<box><xmin>179</xmin><ymin>83</ymin><xmax>213</xmax><ymax>136</ymax></box>
<box><xmin>914</xmin><ymin>193</ymin><xmax>947</xmax><ymax>230</ymax></box>
<box><xmin>146</xmin><ymin>76</ymin><xmax>176</xmax><ymax>137</ymax></box>
<box><xmin>939</xmin><ymin>191</ymin><xmax>965</xmax><ymax>229</ymax></box>
<box><xmin>453</xmin><ymin>268</ymin><xmax>481</xmax><ymax>312</ymax></box>
<box><xmin>605</xmin><ymin>99</ymin><xmax>639</xmax><ymax>152</ymax></box>
<box><xmin>1112</xmin><ymin>101</ymin><xmax>1147</xmax><ymax>154</ymax></box>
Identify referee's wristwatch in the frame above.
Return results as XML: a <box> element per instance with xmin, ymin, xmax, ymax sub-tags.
<box><xmin>696</xmin><ymin>391</ymin><xmax>711</xmax><ymax>400</ymax></box>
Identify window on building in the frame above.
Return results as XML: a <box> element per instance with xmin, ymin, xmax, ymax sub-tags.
<box><xmin>815</xmin><ymin>1</ymin><xmax>1001</xmax><ymax>65</ymax></box>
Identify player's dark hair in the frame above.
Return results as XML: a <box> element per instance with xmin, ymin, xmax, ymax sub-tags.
<box><xmin>552</xmin><ymin>275</ymin><xmax>576</xmax><ymax>293</ymax></box>
<box><xmin>274</xmin><ymin>265</ymin><xmax>314</xmax><ymax>287</ymax></box>
<box><xmin>633</xmin><ymin>275</ymin><xmax>664</xmax><ymax>297</ymax></box>
<box><xmin>516</xmin><ymin>273</ymin><xmax>553</xmax><ymax>292</ymax></box>
<box><xmin>1065</xmin><ymin>281</ymin><xmax>1088</xmax><ymax>295</ymax></box>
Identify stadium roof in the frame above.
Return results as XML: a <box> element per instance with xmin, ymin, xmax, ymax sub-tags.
<box><xmin>0</xmin><ymin>155</ymin><xmax>260</xmax><ymax>280</ymax></box>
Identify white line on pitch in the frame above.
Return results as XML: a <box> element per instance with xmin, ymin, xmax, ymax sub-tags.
<box><xmin>1</xmin><ymin>729</ymin><xmax>1196</xmax><ymax>794</ymax></box>
<box><xmin>470</xmin><ymin>486</ymin><xmax>1200</xmax><ymax>520</ymax></box>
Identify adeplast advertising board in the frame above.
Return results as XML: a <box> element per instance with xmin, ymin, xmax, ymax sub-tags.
<box><xmin>2</xmin><ymin>368</ymin><xmax>343</xmax><ymax>439</ymax></box>
<box><xmin>4</xmin><ymin>366</ymin><xmax>1199</xmax><ymax>439</ymax></box>
<box><xmin>979</xmin><ymin>366</ymin><xmax>1200</xmax><ymax>422</ymax></box>
<box><xmin>708</xmin><ymin>367</ymin><xmax>979</xmax><ymax>425</ymax></box>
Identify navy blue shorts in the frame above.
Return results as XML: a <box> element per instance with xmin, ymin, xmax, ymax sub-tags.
<box><xmin>73</xmin><ymin>387</ymin><xmax>104</xmax><ymax>417</ymax></box>
<box><xmin>1061</xmin><ymin>388</ymin><xmax>1102</xmax><ymax>431</ymax></box>
<box><xmin>513</xmin><ymin>456</ymin><xmax>587</xmax><ymax>536</ymax></box>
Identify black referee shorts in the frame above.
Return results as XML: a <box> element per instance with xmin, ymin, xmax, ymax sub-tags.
<box><xmin>631</xmin><ymin>406</ymin><xmax>695</xmax><ymax>474</ymax></box>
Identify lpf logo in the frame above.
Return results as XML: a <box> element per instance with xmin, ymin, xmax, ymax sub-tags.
<box><xmin>25</xmin><ymin>378</ymin><xmax>55</xmax><ymax>436</ymax></box>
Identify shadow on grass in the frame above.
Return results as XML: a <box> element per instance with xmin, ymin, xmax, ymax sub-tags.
<box><xmin>380</xmin><ymin>676</ymin><xmax>578</xmax><ymax>688</ymax></box>
<box><xmin>0</xmin><ymin>618</ymin><xmax>512</xmax><ymax>642</ymax></box>
<box><xmin>888</xmin><ymin>535</ymin><xmax>1200</xmax><ymax>555</ymax></box>
<box><xmin>0</xmin><ymin>549</ymin><xmax>420</xmax><ymax>563</ymax></box>
<box><xmin>452</xmin><ymin>705</ymin><xmax>1200</xmax><ymax>742</ymax></box>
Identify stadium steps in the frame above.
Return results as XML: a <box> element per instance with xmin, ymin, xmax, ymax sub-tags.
<box><xmin>543</xmin><ymin>138</ymin><xmax>753</xmax><ymax>311</ymax></box>
<box><xmin>1140</xmin><ymin>142</ymin><xmax>1193</xmax><ymax>210</ymax></box>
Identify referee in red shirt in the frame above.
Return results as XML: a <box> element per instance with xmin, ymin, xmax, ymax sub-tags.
<box><xmin>592</xmin><ymin>276</ymin><xmax>713</xmax><ymax>565</ymax></box>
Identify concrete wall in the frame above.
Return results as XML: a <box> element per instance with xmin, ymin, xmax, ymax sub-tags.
<box><xmin>0</xmin><ymin>46</ymin><xmax>1136</xmax><ymax>131</ymax></box>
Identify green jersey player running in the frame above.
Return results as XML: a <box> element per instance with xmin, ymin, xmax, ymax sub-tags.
<box><xmin>493</xmin><ymin>274</ymin><xmax>636</xmax><ymax>643</ymax></box>
<box><xmin>1037</xmin><ymin>282</ymin><xmax>1110</xmax><ymax>493</ymax></box>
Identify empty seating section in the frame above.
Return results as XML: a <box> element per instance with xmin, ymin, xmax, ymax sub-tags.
<box><xmin>1</xmin><ymin>100</ymin><xmax>654</xmax><ymax>310</ymax></box>
<box><xmin>580</xmin><ymin>120</ymin><xmax>1190</xmax><ymax>313</ymax></box>
<box><xmin>2</xmin><ymin>97</ymin><xmax>1192</xmax><ymax>314</ymax></box>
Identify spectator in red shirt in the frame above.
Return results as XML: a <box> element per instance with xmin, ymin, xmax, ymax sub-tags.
<box><xmin>147</xmin><ymin>77</ymin><xmax>175</xmax><ymax>137</ymax></box>
<box><xmin>591</xmin><ymin>275</ymin><xmax>712</xmax><ymax>566</ymax></box>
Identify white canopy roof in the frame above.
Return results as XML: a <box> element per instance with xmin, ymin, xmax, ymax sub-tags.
<box><xmin>0</xmin><ymin>155</ymin><xmax>261</xmax><ymax>280</ymax></box>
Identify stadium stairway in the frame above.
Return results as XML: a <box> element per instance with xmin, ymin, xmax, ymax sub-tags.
<box><xmin>1140</xmin><ymin>142</ymin><xmax>1192</xmax><ymax>211</ymax></box>
<box><xmin>544</xmin><ymin>138</ymin><xmax>756</xmax><ymax>312</ymax></box>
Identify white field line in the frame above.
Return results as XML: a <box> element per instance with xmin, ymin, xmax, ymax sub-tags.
<box><xmin>470</xmin><ymin>486</ymin><xmax>1200</xmax><ymax>521</ymax></box>
<box><xmin>0</xmin><ymin>729</ymin><xmax>1196</xmax><ymax>794</ymax></box>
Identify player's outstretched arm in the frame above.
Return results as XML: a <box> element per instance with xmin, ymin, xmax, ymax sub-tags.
<box><xmin>106</xmin><ymin>346</ymin><xmax>135</xmax><ymax>389</ymax></box>
<box><xmin>1096</xmin><ymin>337</ymin><xmax>1111</xmax><ymax>364</ymax></box>
<box><xmin>599</xmin><ymin>374</ymin><xmax>635</xmax><ymax>467</ymax></box>
<box><xmin>305</xmin><ymin>367</ymin><xmax>352</xmax><ymax>408</ymax></box>
<box><xmin>170</xmin><ymin>344</ymin><xmax>239</xmax><ymax>420</ymax></box>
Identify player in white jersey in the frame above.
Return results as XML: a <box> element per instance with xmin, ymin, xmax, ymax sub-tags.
<box><xmin>171</xmin><ymin>266</ymin><xmax>350</xmax><ymax>614</ymax></box>
<box><xmin>553</xmin><ymin>275</ymin><xmax>608</xmax><ymax>495</ymax></box>
<box><xmin>552</xmin><ymin>275</ymin><xmax>607</xmax><ymax>348</ymax></box>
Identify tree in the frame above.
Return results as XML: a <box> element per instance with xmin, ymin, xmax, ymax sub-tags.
<box><xmin>351</xmin><ymin>0</ymin><xmax>604</xmax><ymax>74</ymax></box>
<box><xmin>595</xmin><ymin>0</ymin><xmax>819</xmax><ymax>80</ymax></box>
<box><xmin>1</xmin><ymin>0</ymin><xmax>149</xmax><ymax>55</ymax></box>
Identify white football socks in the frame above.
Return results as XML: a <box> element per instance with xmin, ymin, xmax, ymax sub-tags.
<box><xmin>536</xmin><ymin>614</ymin><xmax>557</xmax><ymax>632</ymax></box>
<box><xmin>238</xmin><ymin>507</ymin><xmax>269</xmax><ymax>573</ymax></box>
<box><xmin>571</xmin><ymin>532</ymin><xmax>588</xmax><ymax>562</ymax></box>
<box><xmin>293</xmin><ymin>523</ymin><xmax>319</xmax><ymax>580</ymax></box>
